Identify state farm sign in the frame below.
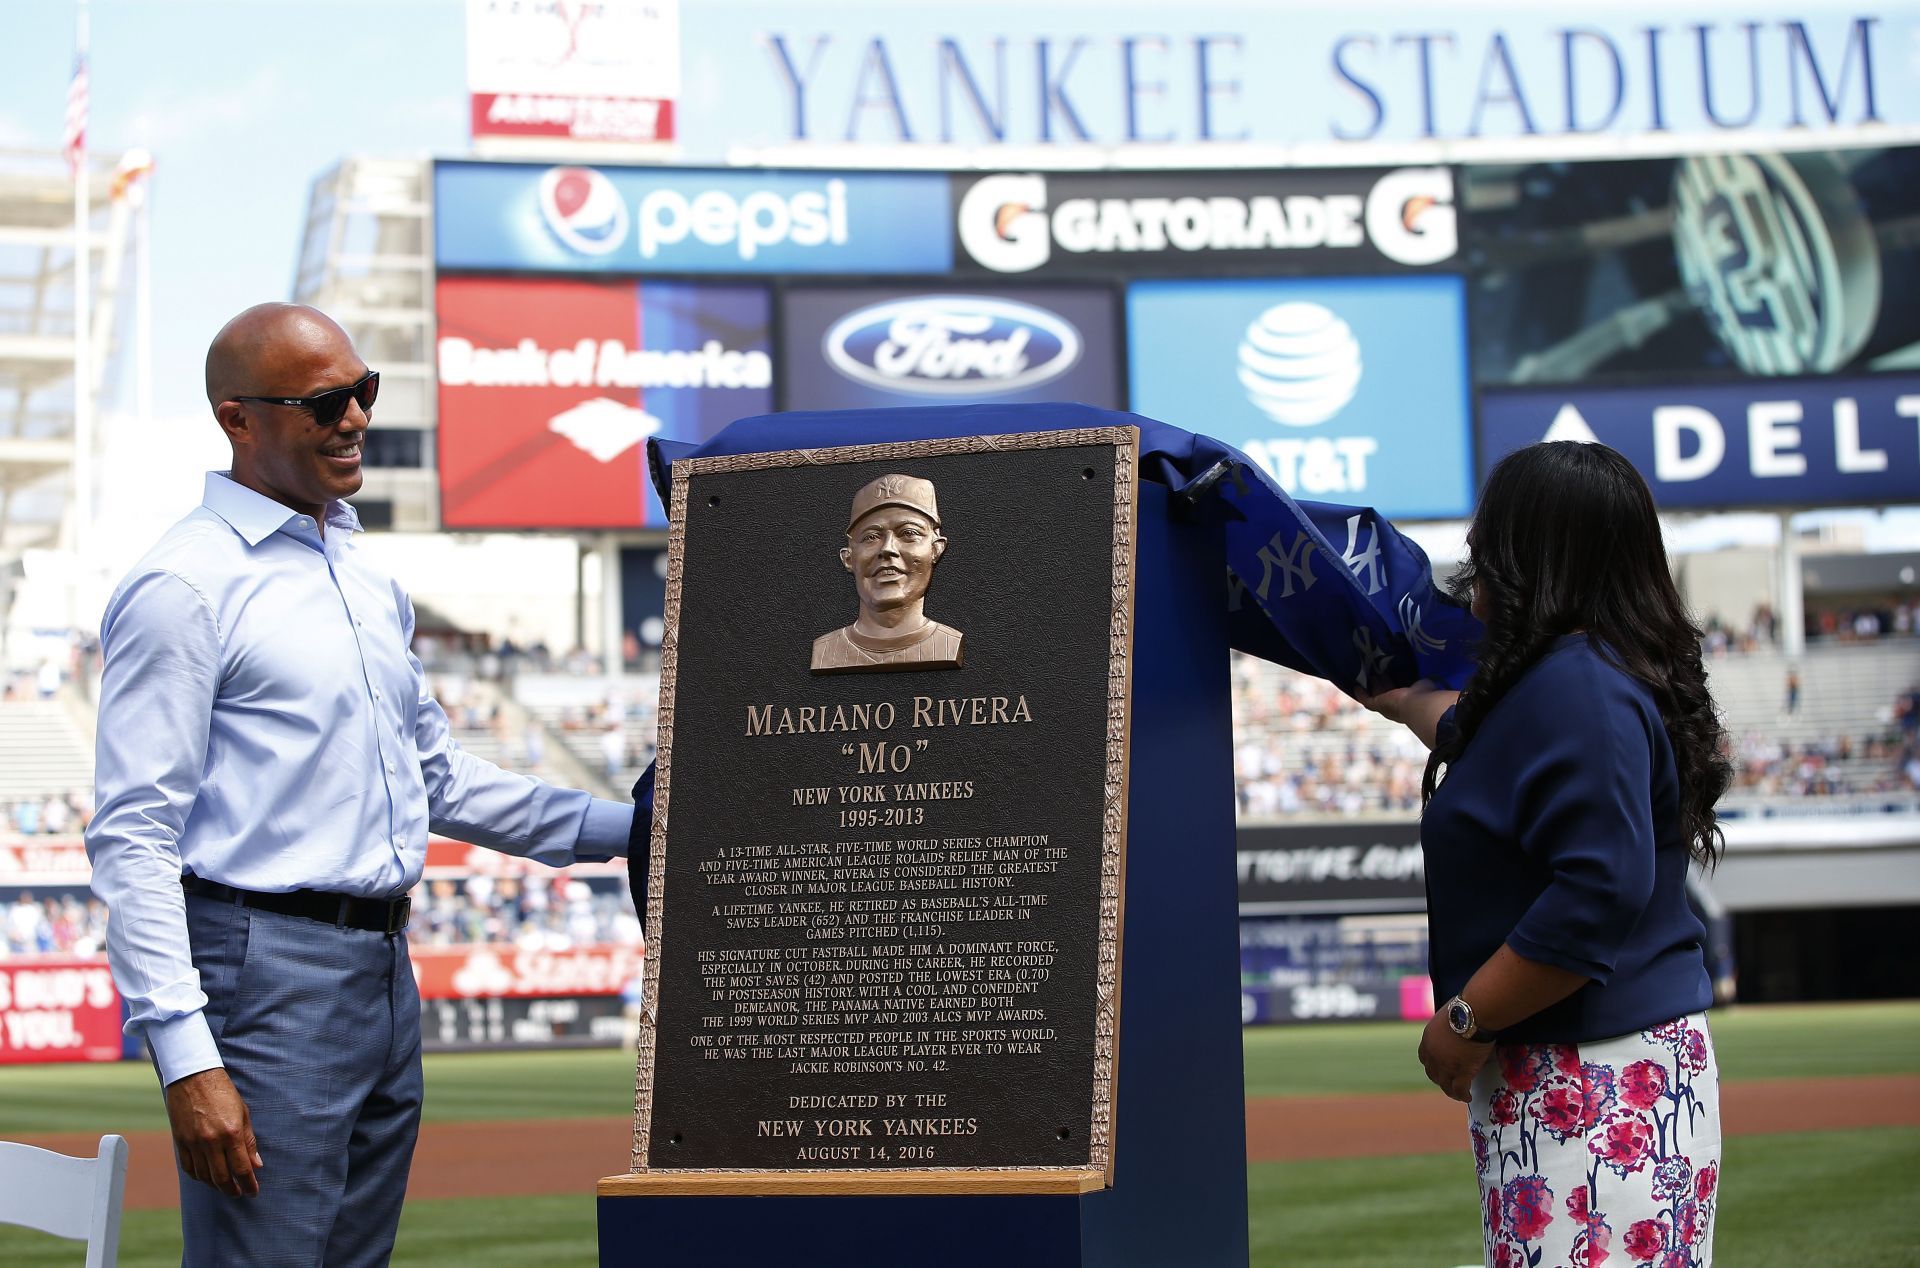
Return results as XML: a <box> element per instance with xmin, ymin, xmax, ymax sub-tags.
<box><xmin>411</xmin><ymin>944</ymin><xmax>645</xmax><ymax>1000</ymax></box>
<box><xmin>0</xmin><ymin>958</ymin><xmax>123</xmax><ymax>1064</ymax></box>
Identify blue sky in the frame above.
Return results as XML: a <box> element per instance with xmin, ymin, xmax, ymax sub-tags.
<box><xmin>3</xmin><ymin>0</ymin><xmax>470</xmax><ymax>420</ymax></box>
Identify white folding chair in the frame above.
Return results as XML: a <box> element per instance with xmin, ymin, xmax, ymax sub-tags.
<box><xmin>0</xmin><ymin>1134</ymin><xmax>128</xmax><ymax>1268</ymax></box>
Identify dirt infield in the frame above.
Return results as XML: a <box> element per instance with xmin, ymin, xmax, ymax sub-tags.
<box><xmin>26</xmin><ymin>1074</ymin><xmax>1919</xmax><ymax>1211</ymax></box>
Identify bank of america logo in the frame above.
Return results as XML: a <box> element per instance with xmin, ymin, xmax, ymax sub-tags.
<box><xmin>1237</xmin><ymin>302</ymin><xmax>1362</xmax><ymax>427</ymax></box>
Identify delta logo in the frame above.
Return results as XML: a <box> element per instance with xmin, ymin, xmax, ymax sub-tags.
<box><xmin>538</xmin><ymin>167</ymin><xmax>629</xmax><ymax>256</ymax></box>
<box><xmin>823</xmin><ymin>295</ymin><xmax>1081</xmax><ymax>396</ymax></box>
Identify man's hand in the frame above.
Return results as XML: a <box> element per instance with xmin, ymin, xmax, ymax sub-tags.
<box><xmin>1418</xmin><ymin>1010</ymin><xmax>1494</xmax><ymax>1103</ymax></box>
<box><xmin>164</xmin><ymin>1068</ymin><xmax>262</xmax><ymax>1197</ymax></box>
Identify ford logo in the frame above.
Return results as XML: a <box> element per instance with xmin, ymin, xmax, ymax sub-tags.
<box><xmin>824</xmin><ymin>296</ymin><xmax>1082</xmax><ymax>396</ymax></box>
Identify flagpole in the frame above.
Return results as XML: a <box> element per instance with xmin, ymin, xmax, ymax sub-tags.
<box><xmin>135</xmin><ymin>168</ymin><xmax>152</xmax><ymax>432</ymax></box>
<box><xmin>71</xmin><ymin>0</ymin><xmax>93</xmax><ymax>593</ymax></box>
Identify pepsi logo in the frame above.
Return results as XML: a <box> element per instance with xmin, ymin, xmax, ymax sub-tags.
<box><xmin>1237</xmin><ymin>303</ymin><xmax>1362</xmax><ymax>427</ymax></box>
<box><xmin>824</xmin><ymin>295</ymin><xmax>1081</xmax><ymax>396</ymax></box>
<box><xmin>538</xmin><ymin>167</ymin><xmax>629</xmax><ymax>256</ymax></box>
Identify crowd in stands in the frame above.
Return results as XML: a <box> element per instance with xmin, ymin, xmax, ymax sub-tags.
<box><xmin>1807</xmin><ymin>602</ymin><xmax>1916</xmax><ymax>643</ymax></box>
<box><xmin>1230</xmin><ymin>655</ymin><xmax>1428</xmax><ymax>819</ymax></box>
<box><xmin>1700</xmin><ymin>600</ymin><xmax>1919</xmax><ymax>654</ymax></box>
<box><xmin>1701</xmin><ymin>605</ymin><xmax>1780</xmax><ymax>656</ymax></box>
<box><xmin>411</xmin><ymin>873</ymin><xmax>643</xmax><ymax>950</ymax></box>
<box><xmin>4</xmin><ymin>874</ymin><xmax>647</xmax><ymax>955</ymax></box>
<box><xmin>1228</xmin><ymin>655</ymin><xmax>1920</xmax><ymax>819</ymax></box>
<box><xmin>4</xmin><ymin>792</ymin><xmax>91</xmax><ymax>836</ymax></box>
<box><xmin>1726</xmin><ymin>725</ymin><xmax>1918</xmax><ymax>800</ymax></box>
<box><xmin>4</xmin><ymin>890</ymin><xmax>109</xmax><ymax>956</ymax></box>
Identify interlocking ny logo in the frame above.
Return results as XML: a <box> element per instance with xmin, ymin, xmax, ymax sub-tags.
<box><xmin>1253</xmin><ymin>529</ymin><xmax>1318</xmax><ymax>601</ymax></box>
<box><xmin>1340</xmin><ymin>514</ymin><xmax>1385</xmax><ymax>596</ymax></box>
<box><xmin>1398</xmin><ymin>594</ymin><xmax>1448</xmax><ymax>655</ymax></box>
<box><xmin>1352</xmin><ymin>626</ymin><xmax>1394</xmax><ymax>692</ymax></box>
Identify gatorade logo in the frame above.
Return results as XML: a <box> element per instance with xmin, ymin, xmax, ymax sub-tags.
<box><xmin>955</xmin><ymin>168</ymin><xmax>1457</xmax><ymax>271</ymax></box>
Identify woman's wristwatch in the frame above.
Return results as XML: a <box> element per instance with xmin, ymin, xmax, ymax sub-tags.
<box><xmin>1444</xmin><ymin>995</ymin><xmax>1497</xmax><ymax>1043</ymax></box>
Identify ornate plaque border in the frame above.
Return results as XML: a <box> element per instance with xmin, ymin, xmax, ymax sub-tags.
<box><xmin>628</xmin><ymin>426</ymin><xmax>1139</xmax><ymax>1186</ymax></box>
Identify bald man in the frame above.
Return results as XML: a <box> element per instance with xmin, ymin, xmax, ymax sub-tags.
<box><xmin>86</xmin><ymin>304</ymin><xmax>634</xmax><ymax>1265</ymax></box>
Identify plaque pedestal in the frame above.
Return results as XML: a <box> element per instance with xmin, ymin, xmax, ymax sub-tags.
<box><xmin>598</xmin><ymin>482</ymin><xmax>1246</xmax><ymax>1266</ymax></box>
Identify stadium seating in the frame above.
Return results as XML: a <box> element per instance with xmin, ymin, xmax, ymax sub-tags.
<box><xmin>0</xmin><ymin>700</ymin><xmax>92</xmax><ymax>804</ymax></box>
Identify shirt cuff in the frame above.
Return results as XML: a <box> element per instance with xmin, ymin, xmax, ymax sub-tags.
<box><xmin>577</xmin><ymin>798</ymin><xmax>635</xmax><ymax>860</ymax></box>
<box><xmin>145</xmin><ymin>1011</ymin><xmax>224</xmax><ymax>1086</ymax></box>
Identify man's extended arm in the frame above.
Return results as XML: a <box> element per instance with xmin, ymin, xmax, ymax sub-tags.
<box><xmin>85</xmin><ymin>570</ymin><xmax>261</xmax><ymax>1196</ymax></box>
<box><xmin>399</xmin><ymin>591</ymin><xmax>633</xmax><ymax>861</ymax></box>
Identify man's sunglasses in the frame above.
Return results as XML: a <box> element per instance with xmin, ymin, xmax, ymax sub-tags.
<box><xmin>232</xmin><ymin>370</ymin><xmax>379</xmax><ymax>429</ymax></box>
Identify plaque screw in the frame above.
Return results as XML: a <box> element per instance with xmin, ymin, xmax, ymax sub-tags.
<box><xmin>1057</xmin><ymin>1127</ymin><xmax>1072</xmax><ymax>1140</ymax></box>
<box><xmin>1081</xmin><ymin>468</ymin><xmax>1095</xmax><ymax>480</ymax></box>
<box><xmin>707</xmin><ymin>495</ymin><xmax>721</xmax><ymax>508</ymax></box>
<box><xmin>669</xmin><ymin>1133</ymin><xmax>684</xmax><ymax>1146</ymax></box>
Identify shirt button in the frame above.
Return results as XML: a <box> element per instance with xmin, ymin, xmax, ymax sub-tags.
<box><xmin>373</xmin><ymin>688</ymin><xmax>383</xmax><ymax>701</ymax></box>
<box><xmin>386</xmin><ymin>760</ymin><xmax>395</xmax><ymax>773</ymax></box>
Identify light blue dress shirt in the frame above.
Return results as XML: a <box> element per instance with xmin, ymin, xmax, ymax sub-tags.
<box><xmin>86</xmin><ymin>473</ymin><xmax>632</xmax><ymax>1084</ymax></box>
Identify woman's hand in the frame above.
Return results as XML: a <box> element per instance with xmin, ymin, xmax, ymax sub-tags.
<box><xmin>1418</xmin><ymin>1010</ymin><xmax>1493</xmax><ymax>1103</ymax></box>
<box><xmin>1358</xmin><ymin>680</ymin><xmax>1460</xmax><ymax>751</ymax></box>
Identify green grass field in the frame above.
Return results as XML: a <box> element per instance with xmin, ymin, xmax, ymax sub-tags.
<box><xmin>3</xmin><ymin>1001</ymin><xmax>1916</xmax><ymax>1266</ymax></box>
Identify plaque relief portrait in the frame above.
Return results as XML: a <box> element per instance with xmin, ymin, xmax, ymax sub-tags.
<box><xmin>810</xmin><ymin>474</ymin><xmax>965</xmax><ymax>674</ymax></box>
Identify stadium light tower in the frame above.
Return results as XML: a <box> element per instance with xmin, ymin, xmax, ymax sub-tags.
<box><xmin>0</xmin><ymin>145</ymin><xmax>134</xmax><ymax>666</ymax></box>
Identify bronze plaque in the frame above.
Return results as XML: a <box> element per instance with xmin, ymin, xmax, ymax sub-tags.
<box><xmin>633</xmin><ymin>427</ymin><xmax>1137</xmax><ymax>1180</ymax></box>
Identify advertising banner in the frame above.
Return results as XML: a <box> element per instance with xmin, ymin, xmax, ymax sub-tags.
<box><xmin>672</xmin><ymin>5</ymin><xmax>1915</xmax><ymax>157</ymax></box>
<box><xmin>411</xmin><ymin>943</ymin><xmax>644</xmax><ymax>1000</ymax></box>
<box><xmin>467</xmin><ymin>0</ymin><xmax>681</xmax><ymax>148</ymax></box>
<box><xmin>1128</xmin><ymin>275</ymin><xmax>1474</xmax><ymax>519</ymax></box>
<box><xmin>1467</xmin><ymin>145</ymin><xmax>1920</xmax><ymax>386</ymax></box>
<box><xmin>426</xmin><ymin>993</ymin><xmax>632</xmax><ymax>1050</ymax></box>
<box><xmin>1237</xmin><ymin>916</ymin><xmax>1430</xmax><ymax>1026</ymax></box>
<box><xmin>1481</xmin><ymin>375</ymin><xmax>1920</xmax><ymax>510</ymax></box>
<box><xmin>436</xmin><ymin>275</ymin><xmax>773</xmax><ymax>529</ymax></box>
<box><xmin>0</xmin><ymin>958</ymin><xmax>123</xmax><ymax>1065</ymax></box>
<box><xmin>0</xmin><ymin>839</ymin><xmax>89</xmax><ymax>883</ymax></box>
<box><xmin>433</xmin><ymin>161</ymin><xmax>953</xmax><ymax>274</ymax></box>
<box><xmin>779</xmin><ymin>285</ymin><xmax>1121</xmax><ymax>410</ymax></box>
<box><xmin>952</xmin><ymin>167</ymin><xmax>1458</xmax><ymax>276</ymax></box>
<box><xmin>1236</xmin><ymin>821</ymin><xmax>1427</xmax><ymax>913</ymax></box>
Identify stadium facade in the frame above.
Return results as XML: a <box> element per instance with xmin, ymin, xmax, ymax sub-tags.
<box><xmin>4</xmin><ymin>1</ymin><xmax>1918</xmax><ymax>1063</ymax></box>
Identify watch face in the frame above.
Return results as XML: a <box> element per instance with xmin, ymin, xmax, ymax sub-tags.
<box><xmin>1448</xmin><ymin>1000</ymin><xmax>1471</xmax><ymax>1034</ymax></box>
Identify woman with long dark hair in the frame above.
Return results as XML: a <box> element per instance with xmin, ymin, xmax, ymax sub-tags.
<box><xmin>1364</xmin><ymin>441</ymin><xmax>1734</xmax><ymax>1268</ymax></box>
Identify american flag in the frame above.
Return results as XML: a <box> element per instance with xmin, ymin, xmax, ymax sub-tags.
<box><xmin>63</xmin><ymin>56</ymin><xmax>87</xmax><ymax>177</ymax></box>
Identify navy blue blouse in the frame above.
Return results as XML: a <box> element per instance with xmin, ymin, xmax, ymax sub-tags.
<box><xmin>1422</xmin><ymin>634</ymin><xmax>1712</xmax><ymax>1043</ymax></box>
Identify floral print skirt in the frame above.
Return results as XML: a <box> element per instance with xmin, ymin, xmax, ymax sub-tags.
<box><xmin>1468</xmin><ymin>1013</ymin><xmax>1721</xmax><ymax>1268</ymax></box>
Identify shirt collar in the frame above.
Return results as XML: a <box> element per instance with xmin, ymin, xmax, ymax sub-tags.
<box><xmin>202</xmin><ymin>471</ymin><xmax>360</xmax><ymax>545</ymax></box>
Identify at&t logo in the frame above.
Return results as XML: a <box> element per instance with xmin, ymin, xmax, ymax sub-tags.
<box><xmin>1238</xmin><ymin>303</ymin><xmax>1362</xmax><ymax>426</ymax></box>
<box><xmin>538</xmin><ymin>166</ymin><xmax>629</xmax><ymax>256</ymax></box>
<box><xmin>824</xmin><ymin>295</ymin><xmax>1081</xmax><ymax>395</ymax></box>
<box><xmin>1234</xmin><ymin>299</ymin><xmax>1380</xmax><ymax>496</ymax></box>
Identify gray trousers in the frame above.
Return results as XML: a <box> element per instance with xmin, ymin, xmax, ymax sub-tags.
<box><xmin>173</xmin><ymin>892</ymin><xmax>423</xmax><ymax>1267</ymax></box>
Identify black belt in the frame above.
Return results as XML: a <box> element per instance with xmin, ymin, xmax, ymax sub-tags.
<box><xmin>182</xmin><ymin>876</ymin><xmax>412</xmax><ymax>934</ymax></box>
